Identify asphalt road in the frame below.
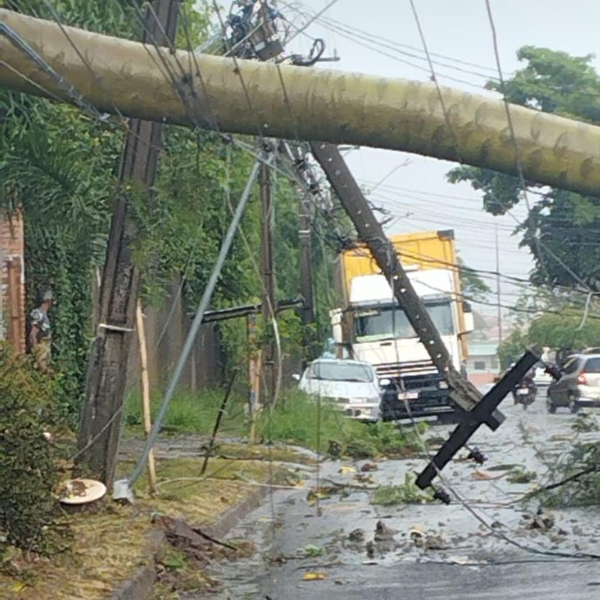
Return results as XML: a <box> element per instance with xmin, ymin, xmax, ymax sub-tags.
<box><xmin>194</xmin><ymin>390</ymin><xmax>600</xmax><ymax>599</ymax></box>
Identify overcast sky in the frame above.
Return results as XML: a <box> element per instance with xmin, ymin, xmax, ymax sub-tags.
<box><xmin>281</xmin><ymin>0</ymin><xmax>600</xmax><ymax>314</ymax></box>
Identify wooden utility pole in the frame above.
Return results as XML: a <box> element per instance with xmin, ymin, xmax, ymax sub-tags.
<box><xmin>298</xmin><ymin>190</ymin><xmax>316</xmax><ymax>365</ymax></box>
<box><xmin>260</xmin><ymin>155</ymin><xmax>277</xmax><ymax>406</ymax></box>
<box><xmin>76</xmin><ymin>0</ymin><xmax>181</xmax><ymax>485</ymax></box>
<box><xmin>310</xmin><ymin>141</ymin><xmax>504</xmax><ymax>430</ymax></box>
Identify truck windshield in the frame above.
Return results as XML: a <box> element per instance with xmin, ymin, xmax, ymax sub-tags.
<box><xmin>308</xmin><ymin>361</ymin><xmax>374</xmax><ymax>382</ymax></box>
<box><xmin>354</xmin><ymin>301</ymin><xmax>454</xmax><ymax>343</ymax></box>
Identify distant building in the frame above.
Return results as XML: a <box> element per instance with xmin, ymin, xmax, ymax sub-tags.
<box><xmin>466</xmin><ymin>341</ymin><xmax>499</xmax><ymax>387</ymax></box>
<box><xmin>0</xmin><ymin>212</ymin><xmax>25</xmax><ymax>353</ymax></box>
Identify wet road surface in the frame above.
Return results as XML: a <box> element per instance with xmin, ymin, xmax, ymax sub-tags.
<box><xmin>194</xmin><ymin>392</ymin><xmax>600</xmax><ymax>599</ymax></box>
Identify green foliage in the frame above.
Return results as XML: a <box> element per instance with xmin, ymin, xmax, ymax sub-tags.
<box><xmin>0</xmin><ymin>343</ymin><xmax>64</xmax><ymax>555</ymax></box>
<box><xmin>537</xmin><ymin>442</ymin><xmax>600</xmax><ymax>508</ymax></box>
<box><xmin>373</xmin><ymin>473</ymin><xmax>434</xmax><ymax>505</ymax></box>
<box><xmin>507</xmin><ymin>468</ymin><xmax>537</xmax><ymax>485</ymax></box>
<box><xmin>498</xmin><ymin>328</ymin><xmax>527</xmax><ymax>369</ymax></box>
<box><xmin>1</xmin><ymin>1</ymin><xmax>340</xmax><ymax>424</ymax></box>
<box><xmin>572</xmin><ymin>412</ymin><xmax>600</xmax><ymax>433</ymax></box>
<box><xmin>528</xmin><ymin>312</ymin><xmax>600</xmax><ymax>350</ymax></box>
<box><xmin>499</xmin><ymin>310</ymin><xmax>600</xmax><ymax>368</ymax></box>
<box><xmin>457</xmin><ymin>256</ymin><xmax>491</xmax><ymax>301</ymax></box>
<box><xmin>447</xmin><ymin>46</ymin><xmax>600</xmax><ymax>291</ymax></box>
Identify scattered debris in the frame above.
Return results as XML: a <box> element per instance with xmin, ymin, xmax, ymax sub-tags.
<box><xmin>302</xmin><ymin>571</ymin><xmax>327</xmax><ymax>581</ymax></box>
<box><xmin>572</xmin><ymin>413</ymin><xmax>600</xmax><ymax>433</ymax></box>
<box><xmin>373</xmin><ymin>474</ymin><xmax>434</xmax><ymax>505</ymax></box>
<box><xmin>409</xmin><ymin>527</ymin><xmax>425</xmax><ymax>547</ymax></box>
<box><xmin>467</xmin><ymin>447</ymin><xmax>488</xmax><ymax>465</ymax></box>
<box><xmin>526</xmin><ymin>509</ymin><xmax>556</xmax><ymax>531</ymax></box>
<box><xmin>154</xmin><ymin>515</ymin><xmax>242</xmax><ymax>568</ymax></box>
<box><xmin>374</xmin><ymin>520</ymin><xmax>398</xmax><ymax>542</ymax></box>
<box><xmin>58</xmin><ymin>479</ymin><xmax>106</xmax><ymax>506</ymax></box>
<box><xmin>328</xmin><ymin>440</ymin><xmax>342</xmax><ymax>458</ymax></box>
<box><xmin>339</xmin><ymin>466</ymin><xmax>357</xmax><ymax>475</ymax></box>
<box><xmin>508</xmin><ymin>468</ymin><xmax>538</xmax><ymax>484</ymax></box>
<box><xmin>348</xmin><ymin>529</ymin><xmax>365</xmax><ymax>543</ymax></box>
<box><xmin>300</xmin><ymin>544</ymin><xmax>325</xmax><ymax>558</ymax></box>
<box><xmin>361</xmin><ymin>463</ymin><xmax>378</xmax><ymax>472</ymax></box>
<box><xmin>472</xmin><ymin>469</ymin><xmax>506</xmax><ymax>481</ymax></box>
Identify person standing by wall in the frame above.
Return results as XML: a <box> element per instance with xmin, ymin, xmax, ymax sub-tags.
<box><xmin>29</xmin><ymin>288</ymin><xmax>53</xmax><ymax>374</ymax></box>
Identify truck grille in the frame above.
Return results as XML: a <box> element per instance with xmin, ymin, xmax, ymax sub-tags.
<box><xmin>376</xmin><ymin>360</ymin><xmax>437</xmax><ymax>379</ymax></box>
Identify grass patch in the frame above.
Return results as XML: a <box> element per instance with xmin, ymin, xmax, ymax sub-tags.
<box><xmin>0</xmin><ymin>451</ymin><xmax>286</xmax><ymax>600</ymax></box>
<box><xmin>373</xmin><ymin>474</ymin><xmax>434</xmax><ymax>505</ymax></box>
<box><xmin>124</xmin><ymin>387</ymin><xmax>427</xmax><ymax>460</ymax></box>
<box><xmin>124</xmin><ymin>388</ymin><xmax>247</xmax><ymax>437</ymax></box>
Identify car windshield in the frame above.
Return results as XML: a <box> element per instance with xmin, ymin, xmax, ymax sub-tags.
<box><xmin>354</xmin><ymin>301</ymin><xmax>454</xmax><ymax>343</ymax></box>
<box><xmin>584</xmin><ymin>357</ymin><xmax>600</xmax><ymax>373</ymax></box>
<box><xmin>307</xmin><ymin>361</ymin><xmax>374</xmax><ymax>382</ymax></box>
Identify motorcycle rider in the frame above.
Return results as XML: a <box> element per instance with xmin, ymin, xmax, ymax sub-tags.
<box><xmin>512</xmin><ymin>365</ymin><xmax>537</xmax><ymax>405</ymax></box>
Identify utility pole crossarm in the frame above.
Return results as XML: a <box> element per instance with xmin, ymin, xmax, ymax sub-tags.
<box><xmin>310</xmin><ymin>141</ymin><xmax>504</xmax><ymax>429</ymax></box>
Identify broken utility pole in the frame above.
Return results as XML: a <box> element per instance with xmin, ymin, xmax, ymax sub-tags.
<box><xmin>260</xmin><ymin>151</ymin><xmax>277</xmax><ymax>406</ymax></box>
<box><xmin>416</xmin><ymin>350</ymin><xmax>538</xmax><ymax>489</ymax></box>
<box><xmin>309</xmin><ymin>141</ymin><xmax>503</xmax><ymax>429</ymax></box>
<box><xmin>77</xmin><ymin>0</ymin><xmax>181</xmax><ymax>485</ymax></box>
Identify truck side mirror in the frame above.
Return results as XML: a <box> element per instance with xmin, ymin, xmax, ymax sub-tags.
<box><xmin>330</xmin><ymin>308</ymin><xmax>344</xmax><ymax>344</ymax></box>
<box><xmin>292</xmin><ymin>373</ymin><xmax>301</xmax><ymax>382</ymax></box>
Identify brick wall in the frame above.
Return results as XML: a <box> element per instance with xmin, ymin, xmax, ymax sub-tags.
<box><xmin>0</xmin><ymin>211</ymin><xmax>25</xmax><ymax>353</ymax></box>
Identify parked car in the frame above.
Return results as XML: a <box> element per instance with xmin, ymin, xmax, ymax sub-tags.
<box><xmin>297</xmin><ymin>358</ymin><xmax>381</xmax><ymax>421</ymax></box>
<box><xmin>547</xmin><ymin>354</ymin><xmax>600</xmax><ymax>413</ymax></box>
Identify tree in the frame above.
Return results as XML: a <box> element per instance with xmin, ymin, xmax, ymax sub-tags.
<box><xmin>0</xmin><ymin>1</ymin><xmax>339</xmax><ymax>422</ymax></box>
<box><xmin>457</xmin><ymin>256</ymin><xmax>491</xmax><ymax>302</ymax></box>
<box><xmin>447</xmin><ymin>46</ymin><xmax>600</xmax><ymax>291</ymax></box>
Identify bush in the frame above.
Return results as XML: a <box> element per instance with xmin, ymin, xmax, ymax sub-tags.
<box><xmin>0</xmin><ymin>343</ymin><xmax>63</xmax><ymax>554</ymax></box>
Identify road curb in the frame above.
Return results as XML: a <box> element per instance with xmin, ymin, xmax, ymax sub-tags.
<box><xmin>107</xmin><ymin>485</ymin><xmax>269</xmax><ymax>600</ymax></box>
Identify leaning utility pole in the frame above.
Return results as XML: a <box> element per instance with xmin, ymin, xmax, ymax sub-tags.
<box><xmin>310</xmin><ymin>141</ymin><xmax>503</xmax><ymax>429</ymax></box>
<box><xmin>260</xmin><ymin>153</ymin><xmax>277</xmax><ymax>406</ymax></box>
<box><xmin>77</xmin><ymin>0</ymin><xmax>181</xmax><ymax>484</ymax></box>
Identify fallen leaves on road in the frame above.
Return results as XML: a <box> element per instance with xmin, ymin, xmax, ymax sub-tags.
<box><xmin>302</xmin><ymin>571</ymin><xmax>328</xmax><ymax>581</ymax></box>
<box><xmin>338</xmin><ymin>466</ymin><xmax>356</xmax><ymax>475</ymax></box>
<box><xmin>300</xmin><ymin>544</ymin><xmax>325</xmax><ymax>558</ymax></box>
<box><xmin>471</xmin><ymin>469</ymin><xmax>506</xmax><ymax>481</ymax></box>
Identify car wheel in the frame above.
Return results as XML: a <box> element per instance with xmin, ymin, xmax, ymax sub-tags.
<box><xmin>568</xmin><ymin>392</ymin><xmax>579</xmax><ymax>414</ymax></box>
<box><xmin>547</xmin><ymin>402</ymin><xmax>557</xmax><ymax>414</ymax></box>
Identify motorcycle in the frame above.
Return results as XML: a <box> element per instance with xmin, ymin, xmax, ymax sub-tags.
<box><xmin>513</xmin><ymin>379</ymin><xmax>537</xmax><ymax>409</ymax></box>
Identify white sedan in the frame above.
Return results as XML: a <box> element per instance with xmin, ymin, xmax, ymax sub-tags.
<box><xmin>297</xmin><ymin>358</ymin><xmax>382</xmax><ymax>421</ymax></box>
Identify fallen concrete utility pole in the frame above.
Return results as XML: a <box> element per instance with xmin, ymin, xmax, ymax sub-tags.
<box><xmin>3</xmin><ymin>9</ymin><xmax>600</xmax><ymax>198</ymax></box>
<box><xmin>310</xmin><ymin>142</ymin><xmax>501</xmax><ymax>427</ymax></box>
